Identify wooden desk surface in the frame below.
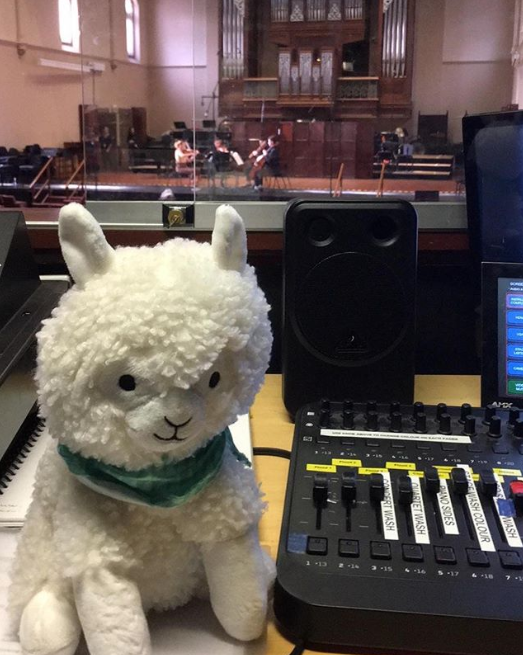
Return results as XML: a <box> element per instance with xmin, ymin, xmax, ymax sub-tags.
<box><xmin>250</xmin><ymin>374</ymin><xmax>480</xmax><ymax>655</ymax></box>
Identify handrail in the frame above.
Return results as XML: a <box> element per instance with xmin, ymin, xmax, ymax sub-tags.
<box><xmin>29</xmin><ymin>156</ymin><xmax>54</xmax><ymax>189</ymax></box>
<box><xmin>65</xmin><ymin>159</ymin><xmax>85</xmax><ymax>204</ymax></box>
<box><xmin>64</xmin><ymin>159</ymin><xmax>84</xmax><ymax>188</ymax></box>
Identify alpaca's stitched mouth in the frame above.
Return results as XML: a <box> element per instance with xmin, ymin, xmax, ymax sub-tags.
<box><xmin>154</xmin><ymin>416</ymin><xmax>192</xmax><ymax>442</ymax></box>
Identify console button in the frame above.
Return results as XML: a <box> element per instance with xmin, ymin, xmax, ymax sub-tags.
<box><xmin>467</xmin><ymin>444</ymin><xmax>484</xmax><ymax>453</ymax></box>
<box><xmin>307</xmin><ymin>537</ymin><xmax>328</xmax><ymax>556</ymax></box>
<box><xmin>491</xmin><ymin>443</ymin><xmax>509</xmax><ymax>454</ymax></box>
<box><xmin>402</xmin><ymin>544</ymin><xmax>424</xmax><ymax>562</ymax></box>
<box><xmin>441</xmin><ymin>443</ymin><xmax>457</xmax><ymax>452</ymax></box>
<box><xmin>339</xmin><ymin>539</ymin><xmax>359</xmax><ymax>557</ymax></box>
<box><xmin>366</xmin><ymin>439</ymin><xmax>380</xmax><ymax>448</ymax></box>
<box><xmin>499</xmin><ymin>550</ymin><xmax>523</xmax><ymax>569</ymax></box>
<box><xmin>316</xmin><ymin>435</ymin><xmax>331</xmax><ymax>444</ymax></box>
<box><xmin>416</xmin><ymin>442</ymin><xmax>431</xmax><ymax>451</ymax></box>
<box><xmin>371</xmin><ymin>541</ymin><xmax>391</xmax><ymax>560</ymax></box>
<box><xmin>466</xmin><ymin>548</ymin><xmax>490</xmax><ymax>567</ymax></box>
<box><xmin>434</xmin><ymin>546</ymin><xmax>457</xmax><ymax>564</ymax></box>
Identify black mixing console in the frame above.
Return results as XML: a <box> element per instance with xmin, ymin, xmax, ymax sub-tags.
<box><xmin>274</xmin><ymin>400</ymin><xmax>523</xmax><ymax>655</ymax></box>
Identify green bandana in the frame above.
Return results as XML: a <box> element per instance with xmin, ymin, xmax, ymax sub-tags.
<box><xmin>57</xmin><ymin>428</ymin><xmax>250</xmax><ymax>508</ymax></box>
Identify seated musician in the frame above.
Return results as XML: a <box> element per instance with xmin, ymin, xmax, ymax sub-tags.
<box><xmin>174</xmin><ymin>139</ymin><xmax>200</xmax><ymax>179</ymax></box>
<box><xmin>244</xmin><ymin>139</ymin><xmax>267</xmax><ymax>182</ymax></box>
<box><xmin>253</xmin><ymin>135</ymin><xmax>281</xmax><ymax>190</ymax></box>
<box><xmin>206</xmin><ymin>138</ymin><xmax>231</xmax><ymax>174</ymax></box>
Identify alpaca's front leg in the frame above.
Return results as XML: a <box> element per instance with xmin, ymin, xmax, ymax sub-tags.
<box><xmin>74</xmin><ymin>568</ymin><xmax>151</xmax><ymax>655</ymax></box>
<box><xmin>202</xmin><ymin>528</ymin><xmax>275</xmax><ymax>641</ymax></box>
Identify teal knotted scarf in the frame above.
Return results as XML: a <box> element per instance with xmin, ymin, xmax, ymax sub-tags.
<box><xmin>58</xmin><ymin>428</ymin><xmax>250</xmax><ymax>508</ymax></box>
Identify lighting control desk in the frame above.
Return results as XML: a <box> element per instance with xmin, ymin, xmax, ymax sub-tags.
<box><xmin>252</xmin><ymin>374</ymin><xmax>482</xmax><ymax>655</ymax></box>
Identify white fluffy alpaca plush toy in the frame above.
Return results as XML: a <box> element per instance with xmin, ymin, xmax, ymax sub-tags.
<box><xmin>8</xmin><ymin>203</ymin><xmax>275</xmax><ymax>655</ymax></box>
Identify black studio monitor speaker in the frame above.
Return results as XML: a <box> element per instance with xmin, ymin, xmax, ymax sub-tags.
<box><xmin>282</xmin><ymin>199</ymin><xmax>418</xmax><ymax>416</ymax></box>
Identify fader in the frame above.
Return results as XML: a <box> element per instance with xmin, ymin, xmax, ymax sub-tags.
<box><xmin>274</xmin><ymin>400</ymin><xmax>523</xmax><ymax>655</ymax></box>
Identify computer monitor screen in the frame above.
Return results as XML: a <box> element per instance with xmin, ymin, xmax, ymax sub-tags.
<box><xmin>463</xmin><ymin>111</ymin><xmax>523</xmax><ymax>275</ymax></box>
<box><xmin>482</xmin><ymin>262</ymin><xmax>523</xmax><ymax>407</ymax></box>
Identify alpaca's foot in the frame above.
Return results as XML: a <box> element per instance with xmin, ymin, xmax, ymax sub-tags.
<box><xmin>19</xmin><ymin>589</ymin><xmax>81</xmax><ymax>655</ymax></box>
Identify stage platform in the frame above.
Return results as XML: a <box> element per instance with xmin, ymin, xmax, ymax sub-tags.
<box><xmin>0</xmin><ymin>171</ymin><xmax>464</xmax><ymax>205</ymax></box>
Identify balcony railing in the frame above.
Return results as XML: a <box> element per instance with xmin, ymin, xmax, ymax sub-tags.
<box><xmin>242</xmin><ymin>76</ymin><xmax>378</xmax><ymax>103</ymax></box>
<box><xmin>244</xmin><ymin>78</ymin><xmax>278</xmax><ymax>100</ymax></box>
<box><xmin>337</xmin><ymin>77</ymin><xmax>379</xmax><ymax>100</ymax></box>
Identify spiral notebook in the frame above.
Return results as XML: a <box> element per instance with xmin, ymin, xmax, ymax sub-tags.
<box><xmin>0</xmin><ymin>414</ymin><xmax>252</xmax><ymax>529</ymax></box>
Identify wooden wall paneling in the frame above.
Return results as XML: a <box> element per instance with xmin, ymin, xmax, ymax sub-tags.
<box><xmin>368</xmin><ymin>0</ymin><xmax>384</xmax><ymax>77</ymax></box>
<box><xmin>131</xmin><ymin>107</ymin><xmax>147</xmax><ymax>144</ymax></box>
<box><xmin>279</xmin><ymin>121</ymin><xmax>295</xmax><ymax>175</ymax></box>
<box><xmin>340</xmin><ymin>120</ymin><xmax>357</xmax><ymax>178</ymax></box>
<box><xmin>292</xmin><ymin>120</ymin><xmax>312</xmax><ymax>176</ymax></box>
<box><xmin>355</xmin><ymin>120</ymin><xmax>375</xmax><ymax>178</ymax></box>
<box><xmin>324</xmin><ymin>121</ymin><xmax>341</xmax><ymax>182</ymax></box>
<box><xmin>309</xmin><ymin>120</ymin><xmax>326</xmax><ymax>176</ymax></box>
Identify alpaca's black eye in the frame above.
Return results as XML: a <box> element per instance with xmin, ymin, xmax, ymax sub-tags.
<box><xmin>118</xmin><ymin>374</ymin><xmax>136</xmax><ymax>391</ymax></box>
<box><xmin>209</xmin><ymin>372</ymin><xmax>220</xmax><ymax>388</ymax></box>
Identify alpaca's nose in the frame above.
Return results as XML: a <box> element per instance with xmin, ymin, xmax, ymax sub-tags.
<box><xmin>163</xmin><ymin>387</ymin><xmax>202</xmax><ymax>426</ymax></box>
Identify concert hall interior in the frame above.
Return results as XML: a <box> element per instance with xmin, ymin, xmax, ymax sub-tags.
<box><xmin>0</xmin><ymin>0</ymin><xmax>521</xmax><ymax>378</ymax></box>
<box><xmin>0</xmin><ymin>0</ymin><xmax>518</xmax><ymax>206</ymax></box>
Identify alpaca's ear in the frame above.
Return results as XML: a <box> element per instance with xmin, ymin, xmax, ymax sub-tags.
<box><xmin>211</xmin><ymin>204</ymin><xmax>247</xmax><ymax>273</ymax></box>
<box><xmin>58</xmin><ymin>203</ymin><xmax>115</xmax><ymax>288</ymax></box>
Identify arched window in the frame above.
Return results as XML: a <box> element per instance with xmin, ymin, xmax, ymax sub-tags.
<box><xmin>58</xmin><ymin>0</ymin><xmax>80</xmax><ymax>52</ymax></box>
<box><xmin>125</xmin><ymin>0</ymin><xmax>140</xmax><ymax>62</ymax></box>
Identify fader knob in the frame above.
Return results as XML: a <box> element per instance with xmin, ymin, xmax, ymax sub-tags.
<box><xmin>341</xmin><ymin>471</ymin><xmax>357</xmax><ymax>504</ymax></box>
<box><xmin>413</xmin><ymin>401</ymin><xmax>424</xmax><ymax>418</ymax></box>
<box><xmin>343</xmin><ymin>410</ymin><xmax>354</xmax><ymax>430</ymax></box>
<box><xmin>343</xmin><ymin>399</ymin><xmax>354</xmax><ymax>412</ymax></box>
<box><xmin>320</xmin><ymin>398</ymin><xmax>330</xmax><ymax>411</ymax></box>
<box><xmin>436</xmin><ymin>403</ymin><xmax>447</xmax><ymax>421</ymax></box>
<box><xmin>514</xmin><ymin>418</ymin><xmax>523</xmax><ymax>440</ymax></box>
<box><xmin>369</xmin><ymin>473</ymin><xmax>385</xmax><ymax>502</ymax></box>
<box><xmin>510</xmin><ymin>480</ymin><xmax>523</xmax><ymax>513</ymax></box>
<box><xmin>509</xmin><ymin>407</ymin><xmax>521</xmax><ymax>426</ymax></box>
<box><xmin>366</xmin><ymin>400</ymin><xmax>378</xmax><ymax>415</ymax></box>
<box><xmin>366</xmin><ymin>411</ymin><xmax>379</xmax><ymax>431</ymax></box>
<box><xmin>390</xmin><ymin>411</ymin><xmax>403</xmax><ymax>433</ymax></box>
<box><xmin>398</xmin><ymin>474</ymin><xmax>413</xmax><ymax>505</ymax></box>
<box><xmin>414</xmin><ymin>412</ymin><xmax>427</xmax><ymax>434</ymax></box>
<box><xmin>484</xmin><ymin>404</ymin><xmax>496</xmax><ymax>425</ymax></box>
<box><xmin>451</xmin><ymin>467</ymin><xmax>469</xmax><ymax>495</ymax></box>
<box><xmin>319</xmin><ymin>409</ymin><xmax>330</xmax><ymax>429</ymax></box>
<box><xmin>460</xmin><ymin>403</ymin><xmax>472</xmax><ymax>423</ymax></box>
<box><xmin>389</xmin><ymin>401</ymin><xmax>401</xmax><ymax>416</ymax></box>
<box><xmin>425</xmin><ymin>466</ymin><xmax>440</xmax><ymax>493</ymax></box>
<box><xmin>438</xmin><ymin>413</ymin><xmax>452</xmax><ymax>435</ymax></box>
<box><xmin>487</xmin><ymin>416</ymin><xmax>502</xmax><ymax>439</ymax></box>
<box><xmin>463</xmin><ymin>415</ymin><xmax>476</xmax><ymax>437</ymax></box>
<box><xmin>312</xmin><ymin>474</ymin><xmax>329</xmax><ymax>507</ymax></box>
<box><xmin>479</xmin><ymin>470</ymin><xmax>498</xmax><ymax>498</ymax></box>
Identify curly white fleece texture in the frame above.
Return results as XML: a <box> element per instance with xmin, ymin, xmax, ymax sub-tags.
<box><xmin>36</xmin><ymin>237</ymin><xmax>272</xmax><ymax>468</ymax></box>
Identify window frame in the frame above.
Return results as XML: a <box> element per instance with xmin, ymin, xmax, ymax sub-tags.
<box><xmin>58</xmin><ymin>0</ymin><xmax>80</xmax><ymax>53</ymax></box>
<box><xmin>125</xmin><ymin>0</ymin><xmax>141</xmax><ymax>62</ymax></box>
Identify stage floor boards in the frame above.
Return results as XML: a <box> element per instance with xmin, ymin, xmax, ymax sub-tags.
<box><xmin>89</xmin><ymin>171</ymin><xmax>461</xmax><ymax>195</ymax></box>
